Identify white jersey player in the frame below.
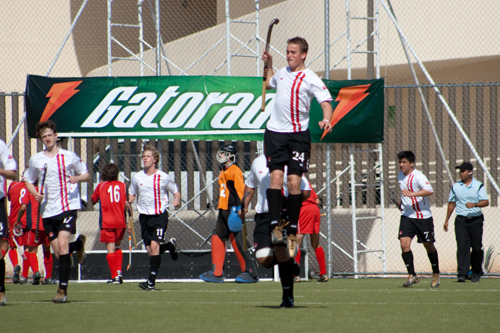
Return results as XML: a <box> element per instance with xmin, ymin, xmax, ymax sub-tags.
<box><xmin>398</xmin><ymin>168</ymin><xmax>434</xmax><ymax>219</ymax></box>
<box><xmin>23</xmin><ymin>120</ymin><xmax>90</xmax><ymax>303</ymax></box>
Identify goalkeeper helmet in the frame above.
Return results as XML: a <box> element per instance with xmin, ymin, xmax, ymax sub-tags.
<box><xmin>216</xmin><ymin>144</ymin><xmax>236</xmax><ymax>164</ymax></box>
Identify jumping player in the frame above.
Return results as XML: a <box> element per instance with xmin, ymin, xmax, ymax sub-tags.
<box><xmin>91</xmin><ymin>163</ymin><xmax>128</xmax><ymax>284</ymax></box>
<box><xmin>396</xmin><ymin>151</ymin><xmax>440</xmax><ymax>288</ymax></box>
<box><xmin>7</xmin><ymin>181</ymin><xmax>29</xmax><ymax>284</ymax></box>
<box><xmin>127</xmin><ymin>144</ymin><xmax>180</xmax><ymax>291</ymax></box>
<box><xmin>262</xmin><ymin>36</ymin><xmax>333</xmax><ymax>258</ymax></box>
<box><xmin>0</xmin><ymin>138</ymin><xmax>17</xmax><ymax>305</ymax></box>
<box><xmin>23</xmin><ymin>120</ymin><xmax>89</xmax><ymax>303</ymax></box>
<box><xmin>200</xmin><ymin>144</ymin><xmax>259</xmax><ymax>283</ymax></box>
<box><xmin>293</xmin><ymin>183</ymin><xmax>328</xmax><ymax>282</ymax></box>
<box><xmin>241</xmin><ymin>154</ymin><xmax>310</xmax><ymax>308</ymax></box>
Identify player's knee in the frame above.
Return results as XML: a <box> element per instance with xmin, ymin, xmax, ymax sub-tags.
<box><xmin>256</xmin><ymin>248</ymin><xmax>274</xmax><ymax>268</ymax></box>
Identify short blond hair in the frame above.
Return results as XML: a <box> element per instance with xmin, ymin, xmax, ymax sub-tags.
<box><xmin>143</xmin><ymin>144</ymin><xmax>160</xmax><ymax>167</ymax></box>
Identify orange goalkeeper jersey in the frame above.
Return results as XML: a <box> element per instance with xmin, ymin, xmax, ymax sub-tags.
<box><xmin>217</xmin><ymin>163</ymin><xmax>244</xmax><ymax>210</ymax></box>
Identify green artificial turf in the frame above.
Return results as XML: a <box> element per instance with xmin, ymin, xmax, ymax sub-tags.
<box><xmin>2</xmin><ymin>277</ymin><xmax>499</xmax><ymax>333</ymax></box>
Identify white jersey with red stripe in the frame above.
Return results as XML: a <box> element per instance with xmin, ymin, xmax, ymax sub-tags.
<box><xmin>245</xmin><ymin>155</ymin><xmax>311</xmax><ymax>214</ymax></box>
<box><xmin>129</xmin><ymin>170</ymin><xmax>179</xmax><ymax>215</ymax></box>
<box><xmin>23</xmin><ymin>149</ymin><xmax>88</xmax><ymax>218</ymax></box>
<box><xmin>398</xmin><ymin>169</ymin><xmax>433</xmax><ymax>219</ymax></box>
<box><xmin>0</xmin><ymin>139</ymin><xmax>17</xmax><ymax>199</ymax></box>
<box><xmin>267</xmin><ymin>67</ymin><xmax>332</xmax><ymax>133</ymax></box>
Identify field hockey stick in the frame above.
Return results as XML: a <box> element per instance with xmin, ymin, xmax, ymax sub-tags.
<box><xmin>12</xmin><ymin>222</ymin><xmax>23</xmax><ymax>237</ymax></box>
<box><xmin>240</xmin><ymin>191</ymin><xmax>251</xmax><ymax>251</ymax></box>
<box><xmin>12</xmin><ymin>235</ymin><xmax>27</xmax><ymax>260</ymax></box>
<box><xmin>127</xmin><ymin>212</ymin><xmax>134</xmax><ymax>271</ymax></box>
<box><xmin>390</xmin><ymin>190</ymin><xmax>402</xmax><ymax>210</ymax></box>
<box><xmin>128</xmin><ymin>210</ymin><xmax>137</xmax><ymax>248</ymax></box>
<box><xmin>261</xmin><ymin>18</ymin><xmax>279</xmax><ymax>111</ymax></box>
<box><xmin>35</xmin><ymin>163</ymin><xmax>48</xmax><ymax>243</ymax></box>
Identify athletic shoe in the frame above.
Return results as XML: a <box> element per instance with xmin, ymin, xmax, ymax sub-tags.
<box><xmin>286</xmin><ymin>234</ymin><xmax>298</xmax><ymax>258</ymax></box>
<box><xmin>280</xmin><ymin>295</ymin><xmax>295</xmax><ymax>308</ymax></box>
<box><xmin>0</xmin><ymin>292</ymin><xmax>6</xmax><ymax>306</ymax></box>
<box><xmin>19</xmin><ymin>276</ymin><xmax>28</xmax><ymax>284</ymax></box>
<box><xmin>12</xmin><ymin>265</ymin><xmax>21</xmax><ymax>284</ymax></box>
<box><xmin>43</xmin><ymin>278</ymin><xmax>58</xmax><ymax>285</ymax></box>
<box><xmin>53</xmin><ymin>289</ymin><xmax>68</xmax><ymax>303</ymax></box>
<box><xmin>138</xmin><ymin>281</ymin><xmax>155</xmax><ymax>291</ymax></box>
<box><xmin>431</xmin><ymin>273</ymin><xmax>440</xmax><ymax>287</ymax></box>
<box><xmin>403</xmin><ymin>274</ymin><xmax>419</xmax><ymax>287</ymax></box>
<box><xmin>118</xmin><ymin>275</ymin><xmax>123</xmax><ymax>284</ymax></box>
<box><xmin>76</xmin><ymin>235</ymin><xmax>87</xmax><ymax>264</ymax></box>
<box><xmin>235</xmin><ymin>272</ymin><xmax>259</xmax><ymax>283</ymax></box>
<box><xmin>199</xmin><ymin>270</ymin><xmax>224</xmax><ymax>283</ymax></box>
<box><xmin>471</xmin><ymin>273</ymin><xmax>480</xmax><ymax>282</ymax></box>
<box><xmin>271</xmin><ymin>219</ymin><xmax>289</xmax><ymax>245</ymax></box>
<box><xmin>457</xmin><ymin>276</ymin><xmax>466</xmax><ymax>283</ymax></box>
<box><xmin>167</xmin><ymin>238</ymin><xmax>178</xmax><ymax>261</ymax></box>
<box><xmin>317</xmin><ymin>274</ymin><xmax>329</xmax><ymax>282</ymax></box>
<box><xmin>32</xmin><ymin>271</ymin><xmax>41</xmax><ymax>285</ymax></box>
<box><xmin>293</xmin><ymin>276</ymin><xmax>300</xmax><ymax>283</ymax></box>
<box><xmin>107</xmin><ymin>277</ymin><xmax>122</xmax><ymax>284</ymax></box>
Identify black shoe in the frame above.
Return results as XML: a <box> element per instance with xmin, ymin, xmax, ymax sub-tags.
<box><xmin>167</xmin><ymin>238</ymin><xmax>178</xmax><ymax>261</ymax></box>
<box><xmin>280</xmin><ymin>295</ymin><xmax>295</xmax><ymax>308</ymax></box>
<box><xmin>138</xmin><ymin>281</ymin><xmax>155</xmax><ymax>291</ymax></box>
<box><xmin>12</xmin><ymin>265</ymin><xmax>21</xmax><ymax>284</ymax></box>
<box><xmin>32</xmin><ymin>271</ymin><xmax>41</xmax><ymax>285</ymax></box>
<box><xmin>457</xmin><ymin>276</ymin><xmax>466</xmax><ymax>283</ymax></box>
<box><xmin>471</xmin><ymin>273</ymin><xmax>480</xmax><ymax>282</ymax></box>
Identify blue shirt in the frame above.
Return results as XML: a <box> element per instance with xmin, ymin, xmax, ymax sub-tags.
<box><xmin>448</xmin><ymin>178</ymin><xmax>488</xmax><ymax>217</ymax></box>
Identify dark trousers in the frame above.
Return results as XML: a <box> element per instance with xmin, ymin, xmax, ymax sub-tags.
<box><xmin>454</xmin><ymin>215</ymin><xmax>484</xmax><ymax>277</ymax></box>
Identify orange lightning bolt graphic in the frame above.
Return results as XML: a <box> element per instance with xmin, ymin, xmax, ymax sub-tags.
<box><xmin>321</xmin><ymin>84</ymin><xmax>371</xmax><ymax>140</ymax></box>
<box><xmin>39</xmin><ymin>81</ymin><xmax>83</xmax><ymax>122</ymax></box>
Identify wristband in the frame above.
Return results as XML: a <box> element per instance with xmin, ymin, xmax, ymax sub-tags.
<box><xmin>475</xmin><ymin>203</ymin><xmax>478</xmax><ymax>208</ymax></box>
<box><xmin>323</xmin><ymin>119</ymin><xmax>329</xmax><ymax>123</ymax></box>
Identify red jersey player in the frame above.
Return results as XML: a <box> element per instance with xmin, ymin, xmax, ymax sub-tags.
<box><xmin>91</xmin><ymin>163</ymin><xmax>128</xmax><ymax>284</ymax></box>
<box><xmin>7</xmin><ymin>181</ymin><xmax>29</xmax><ymax>284</ymax></box>
<box><xmin>293</xmin><ymin>183</ymin><xmax>328</xmax><ymax>282</ymax></box>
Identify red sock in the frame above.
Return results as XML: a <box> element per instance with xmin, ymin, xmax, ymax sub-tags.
<box><xmin>211</xmin><ymin>235</ymin><xmax>226</xmax><ymax>276</ymax></box>
<box><xmin>315</xmin><ymin>246</ymin><xmax>327</xmax><ymax>275</ymax></box>
<box><xmin>22</xmin><ymin>252</ymin><xmax>30</xmax><ymax>278</ymax></box>
<box><xmin>106</xmin><ymin>253</ymin><xmax>117</xmax><ymax>278</ymax></box>
<box><xmin>44</xmin><ymin>251</ymin><xmax>53</xmax><ymax>279</ymax></box>
<box><xmin>295</xmin><ymin>248</ymin><xmax>301</xmax><ymax>266</ymax></box>
<box><xmin>115</xmin><ymin>248</ymin><xmax>123</xmax><ymax>275</ymax></box>
<box><xmin>229</xmin><ymin>234</ymin><xmax>246</xmax><ymax>273</ymax></box>
<box><xmin>8</xmin><ymin>249</ymin><xmax>18</xmax><ymax>267</ymax></box>
<box><xmin>28</xmin><ymin>252</ymin><xmax>39</xmax><ymax>274</ymax></box>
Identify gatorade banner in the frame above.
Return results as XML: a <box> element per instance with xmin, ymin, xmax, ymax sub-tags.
<box><xmin>26</xmin><ymin>75</ymin><xmax>384</xmax><ymax>143</ymax></box>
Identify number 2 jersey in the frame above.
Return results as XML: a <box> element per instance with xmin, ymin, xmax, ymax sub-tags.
<box><xmin>91</xmin><ymin>180</ymin><xmax>127</xmax><ymax>229</ymax></box>
<box><xmin>218</xmin><ymin>163</ymin><xmax>244</xmax><ymax>210</ymax></box>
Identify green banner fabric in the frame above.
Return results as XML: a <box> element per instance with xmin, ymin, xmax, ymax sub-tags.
<box><xmin>26</xmin><ymin>75</ymin><xmax>384</xmax><ymax>143</ymax></box>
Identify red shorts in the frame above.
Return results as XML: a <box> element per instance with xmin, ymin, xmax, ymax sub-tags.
<box><xmin>9</xmin><ymin>232</ymin><xmax>28</xmax><ymax>248</ymax></box>
<box><xmin>100</xmin><ymin>228</ymin><xmax>126</xmax><ymax>244</ymax></box>
<box><xmin>297</xmin><ymin>204</ymin><xmax>321</xmax><ymax>234</ymax></box>
<box><xmin>26</xmin><ymin>229</ymin><xmax>50</xmax><ymax>247</ymax></box>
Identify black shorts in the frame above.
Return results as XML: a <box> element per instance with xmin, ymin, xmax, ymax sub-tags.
<box><xmin>264</xmin><ymin>129</ymin><xmax>311</xmax><ymax>175</ymax></box>
<box><xmin>215</xmin><ymin>209</ymin><xmax>232</xmax><ymax>240</ymax></box>
<box><xmin>253</xmin><ymin>213</ymin><xmax>273</xmax><ymax>251</ymax></box>
<box><xmin>43</xmin><ymin>210</ymin><xmax>78</xmax><ymax>241</ymax></box>
<box><xmin>139</xmin><ymin>210</ymin><xmax>169</xmax><ymax>246</ymax></box>
<box><xmin>0</xmin><ymin>198</ymin><xmax>8</xmax><ymax>240</ymax></box>
<box><xmin>398</xmin><ymin>216</ymin><xmax>435</xmax><ymax>243</ymax></box>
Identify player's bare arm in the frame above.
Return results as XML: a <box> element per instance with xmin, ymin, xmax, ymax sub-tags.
<box><xmin>172</xmin><ymin>191</ymin><xmax>181</xmax><ymax>209</ymax></box>
<box><xmin>401</xmin><ymin>189</ymin><xmax>433</xmax><ymax>197</ymax></box>
<box><xmin>24</xmin><ymin>180</ymin><xmax>43</xmax><ymax>203</ymax></box>
<box><xmin>240</xmin><ymin>186</ymin><xmax>255</xmax><ymax>218</ymax></box>
<box><xmin>443</xmin><ymin>201</ymin><xmax>456</xmax><ymax>232</ymax></box>
<box><xmin>69</xmin><ymin>172</ymin><xmax>91</xmax><ymax>184</ymax></box>
<box><xmin>262</xmin><ymin>52</ymin><xmax>274</xmax><ymax>89</ymax></box>
<box><xmin>318</xmin><ymin>101</ymin><xmax>333</xmax><ymax>133</ymax></box>
<box><xmin>0</xmin><ymin>168</ymin><xmax>16</xmax><ymax>181</ymax></box>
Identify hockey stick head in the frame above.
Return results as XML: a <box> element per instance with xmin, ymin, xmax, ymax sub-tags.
<box><xmin>13</xmin><ymin>223</ymin><xmax>23</xmax><ymax>237</ymax></box>
<box><xmin>390</xmin><ymin>190</ymin><xmax>402</xmax><ymax>210</ymax></box>
<box><xmin>265</xmin><ymin>18</ymin><xmax>279</xmax><ymax>52</ymax></box>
